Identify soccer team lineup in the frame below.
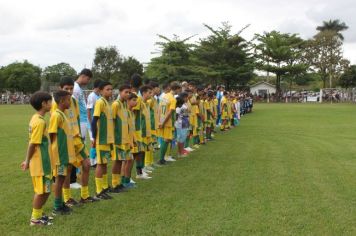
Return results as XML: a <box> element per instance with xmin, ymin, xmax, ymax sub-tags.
<box><xmin>21</xmin><ymin>70</ymin><xmax>253</xmax><ymax>226</ymax></box>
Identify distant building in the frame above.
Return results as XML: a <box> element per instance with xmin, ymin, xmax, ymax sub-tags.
<box><xmin>250</xmin><ymin>81</ymin><xmax>276</xmax><ymax>96</ymax></box>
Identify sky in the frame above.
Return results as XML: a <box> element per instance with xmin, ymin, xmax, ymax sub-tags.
<box><xmin>0</xmin><ymin>0</ymin><xmax>355</xmax><ymax>71</ymax></box>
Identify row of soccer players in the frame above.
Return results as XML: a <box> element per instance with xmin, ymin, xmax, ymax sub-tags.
<box><xmin>21</xmin><ymin>75</ymin><xmax>242</xmax><ymax>226</ymax></box>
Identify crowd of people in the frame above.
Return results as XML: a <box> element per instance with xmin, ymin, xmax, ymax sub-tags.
<box><xmin>21</xmin><ymin>69</ymin><xmax>252</xmax><ymax>226</ymax></box>
<box><xmin>1</xmin><ymin>92</ymin><xmax>30</xmax><ymax>104</ymax></box>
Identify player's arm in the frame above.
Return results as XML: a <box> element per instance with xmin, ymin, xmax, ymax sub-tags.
<box><xmin>21</xmin><ymin>144</ymin><xmax>37</xmax><ymax>171</ymax></box>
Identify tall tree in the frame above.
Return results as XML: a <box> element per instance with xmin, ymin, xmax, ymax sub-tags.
<box><xmin>305</xmin><ymin>30</ymin><xmax>349</xmax><ymax>88</ymax></box>
<box><xmin>316</xmin><ymin>19</ymin><xmax>348</xmax><ymax>40</ymax></box>
<box><xmin>254</xmin><ymin>31</ymin><xmax>307</xmax><ymax>98</ymax></box>
<box><xmin>119</xmin><ymin>56</ymin><xmax>143</xmax><ymax>83</ymax></box>
<box><xmin>42</xmin><ymin>63</ymin><xmax>77</xmax><ymax>83</ymax></box>
<box><xmin>92</xmin><ymin>46</ymin><xmax>123</xmax><ymax>85</ymax></box>
<box><xmin>339</xmin><ymin>65</ymin><xmax>356</xmax><ymax>88</ymax></box>
<box><xmin>0</xmin><ymin>60</ymin><xmax>41</xmax><ymax>93</ymax></box>
<box><xmin>194</xmin><ymin>22</ymin><xmax>255</xmax><ymax>88</ymax></box>
<box><xmin>145</xmin><ymin>34</ymin><xmax>197</xmax><ymax>82</ymax></box>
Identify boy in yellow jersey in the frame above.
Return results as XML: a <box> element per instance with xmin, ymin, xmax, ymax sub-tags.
<box><xmin>145</xmin><ymin>81</ymin><xmax>160</xmax><ymax>170</ymax></box>
<box><xmin>226</xmin><ymin>95</ymin><xmax>233</xmax><ymax>129</ymax></box>
<box><xmin>188</xmin><ymin>89</ymin><xmax>200</xmax><ymax>149</ymax></box>
<box><xmin>91</xmin><ymin>81</ymin><xmax>114</xmax><ymax>200</ymax></box>
<box><xmin>125</xmin><ymin>93</ymin><xmax>138</xmax><ymax>188</ymax></box>
<box><xmin>157</xmin><ymin>82</ymin><xmax>181</xmax><ymax>165</ymax></box>
<box><xmin>212</xmin><ymin>94</ymin><xmax>218</xmax><ymax>135</ymax></box>
<box><xmin>49</xmin><ymin>90</ymin><xmax>75</xmax><ymax>215</ymax></box>
<box><xmin>205</xmin><ymin>91</ymin><xmax>215</xmax><ymax>141</ymax></box>
<box><xmin>139</xmin><ymin>85</ymin><xmax>153</xmax><ymax>178</ymax></box>
<box><xmin>198</xmin><ymin>92</ymin><xmax>207</xmax><ymax>144</ymax></box>
<box><xmin>220</xmin><ymin>91</ymin><xmax>229</xmax><ymax>131</ymax></box>
<box><xmin>52</xmin><ymin>77</ymin><xmax>97</xmax><ymax>206</ymax></box>
<box><xmin>111</xmin><ymin>84</ymin><xmax>132</xmax><ymax>192</ymax></box>
<box><xmin>21</xmin><ymin>92</ymin><xmax>53</xmax><ymax>226</ymax></box>
<box><xmin>183</xmin><ymin>89</ymin><xmax>194</xmax><ymax>152</ymax></box>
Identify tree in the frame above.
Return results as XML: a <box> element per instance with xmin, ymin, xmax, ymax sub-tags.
<box><xmin>254</xmin><ymin>31</ymin><xmax>308</xmax><ymax>98</ymax></box>
<box><xmin>118</xmin><ymin>56</ymin><xmax>143</xmax><ymax>83</ymax></box>
<box><xmin>92</xmin><ymin>46</ymin><xmax>123</xmax><ymax>85</ymax></box>
<box><xmin>145</xmin><ymin>34</ymin><xmax>197</xmax><ymax>83</ymax></box>
<box><xmin>316</xmin><ymin>19</ymin><xmax>348</xmax><ymax>40</ymax></box>
<box><xmin>0</xmin><ymin>60</ymin><xmax>41</xmax><ymax>93</ymax></box>
<box><xmin>193</xmin><ymin>22</ymin><xmax>255</xmax><ymax>88</ymax></box>
<box><xmin>42</xmin><ymin>63</ymin><xmax>77</xmax><ymax>83</ymax></box>
<box><xmin>339</xmin><ymin>65</ymin><xmax>356</xmax><ymax>88</ymax></box>
<box><xmin>305</xmin><ymin>30</ymin><xmax>350</xmax><ymax>88</ymax></box>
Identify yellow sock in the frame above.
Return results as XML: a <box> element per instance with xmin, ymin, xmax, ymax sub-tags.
<box><xmin>31</xmin><ymin>208</ymin><xmax>42</xmax><ymax>220</ymax></box>
<box><xmin>63</xmin><ymin>188</ymin><xmax>71</xmax><ymax>202</ymax></box>
<box><xmin>166</xmin><ymin>144</ymin><xmax>171</xmax><ymax>157</ymax></box>
<box><xmin>81</xmin><ymin>185</ymin><xmax>89</xmax><ymax>199</ymax></box>
<box><xmin>144</xmin><ymin>151</ymin><xmax>150</xmax><ymax>166</ymax></box>
<box><xmin>95</xmin><ymin>177</ymin><xmax>103</xmax><ymax>194</ymax></box>
<box><xmin>112</xmin><ymin>174</ymin><xmax>120</xmax><ymax>188</ymax></box>
<box><xmin>102</xmin><ymin>174</ymin><xmax>108</xmax><ymax>189</ymax></box>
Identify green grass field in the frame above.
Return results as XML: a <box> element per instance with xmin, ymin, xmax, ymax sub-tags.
<box><xmin>1</xmin><ymin>103</ymin><xmax>356</xmax><ymax>235</ymax></box>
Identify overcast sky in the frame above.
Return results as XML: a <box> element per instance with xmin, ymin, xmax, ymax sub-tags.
<box><xmin>0</xmin><ymin>0</ymin><xmax>355</xmax><ymax>71</ymax></box>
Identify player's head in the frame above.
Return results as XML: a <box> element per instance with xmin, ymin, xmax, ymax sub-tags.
<box><xmin>30</xmin><ymin>91</ymin><xmax>52</xmax><ymax>112</ymax></box>
<box><xmin>78</xmin><ymin>68</ymin><xmax>92</xmax><ymax>86</ymax></box>
<box><xmin>53</xmin><ymin>90</ymin><xmax>71</xmax><ymax>109</ymax></box>
<box><xmin>127</xmin><ymin>92</ymin><xmax>138</xmax><ymax>108</ymax></box>
<box><xmin>162</xmin><ymin>81</ymin><xmax>171</xmax><ymax>93</ymax></box>
<box><xmin>170</xmin><ymin>82</ymin><xmax>182</xmax><ymax>95</ymax></box>
<box><xmin>93</xmin><ymin>79</ymin><xmax>102</xmax><ymax>92</ymax></box>
<box><xmin>130</xmin><ymin>73</ymin><xmax>142</xmax><ymax>89</ymax></box>
<box><xmin>99</xmin><ymin>81</ymin><xmax>113</xmax><ymax>99</ymax></box>
<box><xmin>140</xmin><ymin>85</ymin><xmax>153</xmax><ymax>101</ymax></box>
<box><xmin>178</xmin><ymin>92</ymin><xmax>189</xmax><ymax>103</ymax></box>
<box><xmin>59</xmin><ymin>76</ymin><xmax>75</xmax><ymax>95</ymax></box>
<box><xmin>119</xmin><ymin>84</ymin><xmax>132</xmax><ymax>101</ymax></box>
<box><xmin>149</xmin><ymin>81</ymin><xmax>160</xmax><ymax>95</ymax></box>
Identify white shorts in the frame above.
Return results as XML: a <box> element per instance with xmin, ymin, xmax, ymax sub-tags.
<box><xmin>80</xmin><ymin>122</ymin><xmax>90</xmax><ymax>141</ymax></box>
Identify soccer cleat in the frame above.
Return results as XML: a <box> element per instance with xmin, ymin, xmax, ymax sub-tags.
<box><xmin>65</xmin><ymin>198</ymin><xmax>79</xmax><ymax>207</ymax></box>
<box><xmin>193</xmin><ymin>145</ymin><xmax>200</xmax><ymax>149</ymax></box>
<box><xmin>130</xmin><ymin>178</ymin><xmax>136</xmax><ymax>184</ymax></box>
<box><xmin>123</xmin><ymin>182</ymin><xmax>136</xmax><ymax>189</ymax></box>
<box><xmin>52</xmin><ymin>204</ymin><xmax>72</xmax><ymax>216</ymax></box>
<box><xmin>102</xmin><ymin>187</ymin><xmax>113</xmax><ymax>194</ymax></box>
<box><xmin>41</xmin><ymin>214</ymin><xmax>54</xmax><ymax>222</ymax></box>
<box><xmin>136</xmin><ymin>174</ymin><xmax>152</xmax><ymax>180</ymax></box>
<box><xmin>143</xmin><ymin>168</ymin><xmax>153</xmax><ymax>174</ymax></box>
<box><xmin>70</xmin><ymin>182</ymin><xmax>82</xmax><ymax>189</ymax></box>
<box><xmin>96</xmin><ymin>191</ymin><xmax>112</xmax><ymax>200</ymax></box>
<box><xmin>110</xmin><ymin>185</ymin><xmax>126</xmax><ymax>193</ymax></box>
<box><xmin>79</xmin><ymin>196</ymin><xmax>100</xmax><ymax>204</ymax></box>
<box><xmin>30</xmin><ymin>218</ymin><xmax>53</xmax><ymax>226</ymax></box>
<box><xmin>145</xmin><ymin>166</ymin><xmax>155</xmax><ymax>171</ymax></box>
<box><xmin>165</xmin><ymin>156</ymin><xmax>176</xmax><ymax>162</ymax></box>
<box><xmin>158</xmin><ymin>159</ymin><xmax>167</xmax><ymax>165</ymax></box>
<box><xmin>184</xmin><ymin>147</ymin><xmax>195</xmax><ymax>152</ymax></box>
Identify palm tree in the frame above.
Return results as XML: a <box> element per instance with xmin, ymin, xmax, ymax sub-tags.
<box><xmin>316</xmin><ymin>19</ymin><xmax>348</xmax><ymax>40</ymax></box>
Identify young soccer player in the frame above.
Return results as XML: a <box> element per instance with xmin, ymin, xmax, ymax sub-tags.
<box><xmin>21</xmin><ymin>91</ymin><xmax>53</xmax><ymax>226</ymax></box>
<box><xmin>111</xmin><ymin>84</ymin><xmax>132</xmax><ymax>192</ymax></box>
<box><xmin>49</xmin><ymin>90</ymin><xmax>74</xmax><ymax>215</ymax></box>
<box><xmin>220</xmin><ymin>91</ymin><xmax>229</xmax><ymax>131</ymax></box>
<box><xmin>157</xmin><ymin>82</ymin><xmax>181</xmax><ymax>164</ymax></box>
<box><xmin>52</xmin><ymin>77</ymin><xmax>97</xmax><ymax>206</ymax></box>
<box><xmin>87</xmin><ymin>79</ymin><xmax>102</xmax><ymax>167</ymax></box>
<box><xmin>184</xmin><ymin>89</ymin><xmax>194</xmax><ymax>152</ymax></box>
<box><xmin>175</xmin><ymin>92</ymin><xmax>190</xmax><ymax>158</ymax></box>
<box><xmin>91</xmin><ymin>81</ymin><xmax>114</xmax><ymax>200</ymax></box>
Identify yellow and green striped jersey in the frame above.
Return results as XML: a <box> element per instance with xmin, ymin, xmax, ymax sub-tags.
<box><xmin>141</xmin><ymin>100</ymin><xmax>151</xmax><ymax>138</ymax></box>
<box><xmin>28</xmin><ymin>113</ymin><xmax>53</xmax><ymax>177</ymax></box>
<box><xmin>93</xmin><ymin>97</ymin><xmax>114</xmax><ymax>145</ymax></box>
<box><xmin>49</xmin><ymin>109</ymin><xmax>75</xmax><ymax>166</ymax></box>
<box><xmin>148</xmin><ymin>98</ymin><xmax>159</xmax><ymax>132</ymax></box>
<box><xmin>158</xmin><ymin>92</ymin><xmax>176</xmax><ymax>128</ymax></box>
<box><xmin>112</xmin><ymin>99</ymin><xmax>130</xmax><ymax>146</ymax></box>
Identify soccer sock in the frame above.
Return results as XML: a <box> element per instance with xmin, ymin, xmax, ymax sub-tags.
<box><xmin>144</xmin><ymin>151</ymin><xmax>150</xmax><ymax>166</ymax></box>
<box><xmin>31</xmin><ymin>208</ymin><xmax>42</xmax><ymax>220</ymax></box>
<box><xmin>166</xmin><ymin>143</ymin><xmax>171</xmax><ymax>157</ymax></box>
<box><xmin>185</xmin><ymin>136</ymin><xmax>190</xmax><ymax>148</ymax></box>
<box><xmin>160</xmin><ymin>141</ymin><xmax>168</xmax><ymax>161</ymax></box>
<box><xmin>102</xmin><ymin>174</ymin><xmax>109</xmax><ymax>189</ymax></box>
<box><xmin>112</xmin><ymin>174</ymin><xmax>120</xmax><ymax>188</ymax></box>
<box><xmin>62</xmin><ymin>188</ymin><xmax>71</xmax><ymax>202</ymax></box>
<box><xmin>81</xmin><ymin>185</ymin><xmax>89</xmax><ymax>199</ymax></box>
<box><xmin>150</xmin><ymin>150</ymin><xmax>154</xmax><ymax>165</ymax></box>
<box><xmin>54</xmin><ymin>197</ymin><xmax>63</xmax><ymax>209</ymax></box>
<box><xmin>95</xmin><ymin>177</ymin><xmax>103</xmax><ymax>194</ymax></box>
<box><xmin>121</xmin><ymin>176</ymin><xmax>125</xmax><ymax>185</ymax></box>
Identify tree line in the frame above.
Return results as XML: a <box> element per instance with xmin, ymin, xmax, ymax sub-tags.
<box><xmin>0</xmin><ymin>19</ymin><xmax>354</xmax><ymax>95</ymax></box>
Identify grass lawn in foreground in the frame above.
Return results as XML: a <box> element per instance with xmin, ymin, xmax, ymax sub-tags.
<box><xmin>1</xmin><ymin>103</ymin><xmax>356</xmax><ymax>235</ymax></box>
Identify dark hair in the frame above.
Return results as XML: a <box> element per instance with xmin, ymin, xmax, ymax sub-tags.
<box><xmin>30</xmin><ymin>91</ymin><xmax>52</xmax><ymax>111</ymax></box>
<box><xmin>178</xmin><ymin>92</ymin><xmax>188</xmax><ymax>99</ymax></box>
<box><xmin>185</xmin><ymin>89</ymin><xmax>192</xmax><ymax>93</ymax></box>
<box><xmin>149</xmin><ymin>81</ymin><xmax>159</xmax><ymax>88</ymax></box>
<box><xmin>223</xmin><ymin>91</ymin><xmax>228</xmax><ymax>95</ymax></box>
<box><xmin>53</xmin><ymin>90</ymin><xmax>71</xmax><ymax>104</ymax></box>
<box><xmin>170</xmin><ymin>82</ymin><xmax>181</xmax><ymax>91</ymax></box>
<box><xmin>59</xmin><ymin>76</ymin><xmax>74</xmax><ymax>88</ymax></box>
<box><xmin>176</xmin><ymin>96</ymin><xmax>184</xmax><ymax>108</ymax></box>
<box><xmin>130</xmin><ymin>73</ymin><xmax>142</xmax><ymax>88</ymax></box>
<box><xmin>207</xmin><ymin>90</ymin><xmax>214</xmax><ymax>98</ymax></box>
<box><xmin>140</xmin><ymin>85</ymin><xmax>152</xmax><ymax>94</ymax></box>
<box><xmin>128</xmin><ymin>92</ymin><xmax>138</xmax><ymax>100</ymax></box>
<box><xmin>99</xmin><ymin>81</ymin><xmax>112</xmax><ymax>90</ymax></box>
<box><xmin>93</xmin><ymin>79</ymin><xmax>102</xmax><ymax>89</ymax></box>
<box><xmin>196</xmin><ymin>85</ymin><xmax>204</xmax><ymax>92</ymax></box>
<box><xmin>162</xmin><ymin>81</ymin><xmax>170</xmax><ymax>90</ymax></box>
<box><xmin>119</xmin><ymin>84</ymin><xmax>132</xmax><ymax>92</ymax></box>
<box><xmin>79</xmin><ymin>68</ymin><xmax>93</xmax><ymax>78</ymax></box>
